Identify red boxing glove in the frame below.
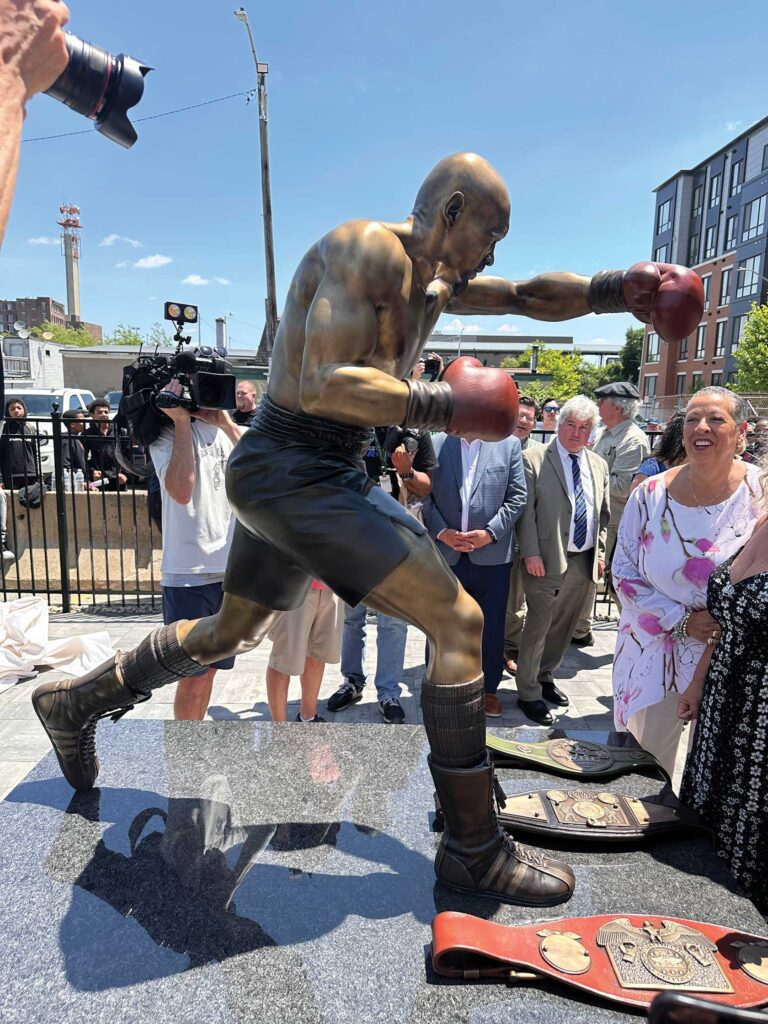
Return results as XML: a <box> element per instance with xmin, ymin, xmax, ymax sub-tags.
<box><xmin>443</xmin><ymin>357</ymin><xmax>519</xmax><ymax>441</ymax></box>
<box><xmin>589</xmin><ymin>262</ymin><xmax>704</xmax><ymax>344</ymax></box>
<box><xmin>624</xmin><ymin>262</ymin><xmax>704</xmax><ymax>343</ymax></box>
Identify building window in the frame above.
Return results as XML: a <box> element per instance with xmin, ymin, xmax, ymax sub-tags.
<box><xmin>704</xmin><ymin>225</ymin><xmax>717</xmax><ymax>259</ymax></box>
<box><xmin>695</xmin><ymin>324</ymin><xmax>707</xmax><ymax>359</ymax></box>
<box><xmin>709</xmin><ymin>173</ymin><xmax>721</xmax><ymax>208</ymax></box>
<box><xmin>646</xmin><ymin>332</ymin><xmax>660</xmax><ymax>363</ymax></box>
<box><xmin>729</xmin><ymin>159</ymin><xmax>743</xmax><ymax>197</ymax></box>
<box><xmin>763</xmin><ymin>144</ymin><xmax>768</xmax><ymax>172</ymax></box>
<box><xmin>736</xmin><ymin>256</ymin><xmax>760</xmax><ymax>299</ymax></box>
<box><xmin>691</xmin><ymin>371</ymin><xmax>705</xmax><ymax>392</ymax></box>
<box><xmin>692</xmin><ymin>184</ymin><xmax>704</xmax><ymax>218</ymax></box>
<box><xmin>654</xmin><ymin>243</ymin><xmax>669</xmax><ymax>263</ymax></box>
<box><xmin>679</xmin><ymin>336</ymin><xmax>689</xmax><ymax>361</ymax></box>
<box><xmin>742</xmin><ymin>195</ymin><xmax>766</xmax><ymax>241</ymax></box>
<box><xmin>714</xmin><ymin>320</ymin><xmax>726</xmax><ymax>357</ymax></box>
<box><xmin>676</xmin><ymin>373</ymin><xmax>687</xmax><ymax>396</ymax></box>
<box><xmin>701</xmin><ymin>274</ymin><xmax>711</xmax><ymax>306</ymax></box>
<box><xmin>732</xmin><ymin>314</ymin><xmax>747</xmax><ymax>349</ymax></box>
<box><xmin>688</xmin><ymin>233</ymin><xmax>699</xmax><ymax>265</ymax></box>
<box><xmin>719</xmin><ymin>267</ymin><xmax>732</xmax><ymax>305</ymax></box>
<box><xmin>656</xmin><ymin>198</ymin><xmax>672</xmax><ymax>234</ymax></box>
<box><xmin>711</xmin><ymin>371</ymin><xmax>723</xmax><ymax>386</ymax></box>
<box><xmin>644</xmin><ymin>375</ymin><xmax>658</xmax><ymax>400</ymax></box>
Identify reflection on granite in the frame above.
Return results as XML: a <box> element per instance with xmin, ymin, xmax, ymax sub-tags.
<box><xmin>1</xmin><ymin>722</ymin><xmax>764</xmax><ymax>1024</ymax></box>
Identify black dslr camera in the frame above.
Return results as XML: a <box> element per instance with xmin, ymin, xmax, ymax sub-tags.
<box><xmin>44</xmin><ymin>33</ymin><xmax>150</xmax><ymax>148</ymax></box>
<box><xmin>118</xmin><ymin>303</ymin><xmax>237</xmax><ymax>451</ymax></box>
<box><xmin>383</xmin><ymin>425</ymin><xmax>420</xmax><ymax>455</ymax></box>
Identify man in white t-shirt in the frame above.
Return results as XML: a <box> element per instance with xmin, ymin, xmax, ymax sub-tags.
<box><xmin>150</xmin><ymin>381</ymin><xmax>246</xmax><ymax>720</ymax></box>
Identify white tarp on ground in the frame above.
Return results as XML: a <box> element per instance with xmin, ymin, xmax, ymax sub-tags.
<box><xmin>0</xmin><ymin>596</ymin><xmax>115</xmax><ymax>692</ymax></box>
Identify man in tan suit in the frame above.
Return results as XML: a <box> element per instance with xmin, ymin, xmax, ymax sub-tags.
<box><xmin>515</xmin><ymin>396</ymin><xmax>610</xmax><ymax>724</ymax></box>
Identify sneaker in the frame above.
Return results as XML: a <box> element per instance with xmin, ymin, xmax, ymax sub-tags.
<box><xmin>295</xmin><ymin>712</ymin><xmax>326</xmax><ymax>723</ymax></box>
<box><xmin>326</xmin><ymin>679</ymin><xmax>364</xmax><ymax>713</ymax></box>
<box><xmin>379</xmin><ymin>697</ymin><xmax>405</xmax><ymax>724</ymax></box>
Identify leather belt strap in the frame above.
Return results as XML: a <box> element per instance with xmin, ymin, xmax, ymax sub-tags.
<box><xmin>431</xmin><ymin>912</ymin><xmax>768</xmax><ymax>1011</ymax></box>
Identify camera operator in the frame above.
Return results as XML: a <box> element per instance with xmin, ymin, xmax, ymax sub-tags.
<box><xmin>151</xmin><ymin>379</ymin><xmax>246</xmax><ymax>720</ymax></box>
<box><xmin>328</xmin><ymin>406</ymin><xmax>436</xmax><ymax>723</ymax></box>
<box><xmin>0</xmin><ymin>0</ymin><xmax>69</xmax><ymax>245</ymax></box>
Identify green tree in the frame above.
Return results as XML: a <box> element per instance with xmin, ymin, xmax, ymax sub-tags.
<box><xmin>732</xmin><ymin>303</ymin><xmax>768</xmax><ymax>393</ymax></box>
<box><xmin>30</xmin><ymin>320</ymin><xmax>97</xmax><ymax>347</ymax></box>
<box><xmin>502</xmin><ymin>344</ymin><xmax>582</xmax><ymax>402</ymax></box>
<box><xmin>106</xmin><ymin>324</ymin><xmax>145</xmax><ymax>347</ymax></box>
<box><xmin>619</xmin><ymin>326</ymin><xmax>644</xmax><ymax>384</ymax></box>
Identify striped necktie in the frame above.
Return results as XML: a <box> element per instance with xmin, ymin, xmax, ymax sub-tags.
<box><xmin>569</xmin><ymin>453</ymin><xmax>588</xmax><ymax>550</ymax></box>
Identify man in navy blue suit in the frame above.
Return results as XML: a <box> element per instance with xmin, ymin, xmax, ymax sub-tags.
<box><xmin>422</xmin><ymin>431</ymin><xmax>526</xmax><ymax>717</ymax></box>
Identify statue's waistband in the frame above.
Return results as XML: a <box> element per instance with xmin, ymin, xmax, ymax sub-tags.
<box><xmin>255</xmin><ymin>394</ymin><xmax>373</xmax><ymax>458</ymax></box>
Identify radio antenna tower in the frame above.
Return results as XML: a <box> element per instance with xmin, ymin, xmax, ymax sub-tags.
<box><xmin>57</xmin><ymin>202</ymin><xmax>81</xmax><ymax>322</ymax></box>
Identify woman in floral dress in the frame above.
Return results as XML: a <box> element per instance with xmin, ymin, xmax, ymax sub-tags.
<box><xmin>678</xmin><ymin>504</ymin><xmax>768</xmax><ymax>913</ymax></box>
<box><xmin>611</xmin><ymin>388</ymin><xmax>762</xmax><ymax>778</ymax></box>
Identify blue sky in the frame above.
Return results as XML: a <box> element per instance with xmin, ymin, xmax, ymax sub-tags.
<box><xmin>4</xmin><ymin>0</ymin><xmax>768</xmax><ymax>352</ymax></box>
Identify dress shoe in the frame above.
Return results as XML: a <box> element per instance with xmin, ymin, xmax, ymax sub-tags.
<box><xmin>541</xmin><ymin>683</ymin><xmax>569</xmax><ymax>707</ymax></box>
<box><xmin>429</xmin><ymin>756</ymin><xmax>575</xmax><ymax>906</ymax></box>
<box><xmin>570</xmin><ymin>632</ymin><xmax>594</xmax><ymax>648</ymax></box>
<box><xmin>484</xmin><ymin>693</ymin><xmax>503</xmax><ymax>718</ymax></box>
<box><xmin>517</xmin><ymin>699</ymin><xmax>554</xmax><ymax>725</ymax></box>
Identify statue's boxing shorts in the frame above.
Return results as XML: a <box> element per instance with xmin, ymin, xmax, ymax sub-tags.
<box><xmin>223</xmin><ymin>396</ymin><xmax>427</xmax><ymax>610</ymax></box>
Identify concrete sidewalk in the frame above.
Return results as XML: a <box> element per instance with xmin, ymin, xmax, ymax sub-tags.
<box><xmin>0</xmin><ymin>608</ymin><xmax>618</xmax><ymax>799</ymax></box>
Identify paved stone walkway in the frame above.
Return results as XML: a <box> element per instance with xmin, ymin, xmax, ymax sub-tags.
<box><xmin>0</xmin><ymin>606</ymin><xmax>619</xmax><ymax>799</ymax></box>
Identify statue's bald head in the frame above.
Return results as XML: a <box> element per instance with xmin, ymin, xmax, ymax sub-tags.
<box><xmin>412</xmin><ymin>152</ymin><xmax>510</xmax><ymax>225</ymax></box>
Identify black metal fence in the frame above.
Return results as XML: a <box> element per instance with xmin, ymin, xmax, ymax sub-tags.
<box><xmin>0</xmin><ymin>415</ymin><xmax>625</xmax><ymax>616</ymax></box>
<box><xmin>0</xmin><ymin>413</ymin><xmax>161</xmax><ymax>611</ymax></box>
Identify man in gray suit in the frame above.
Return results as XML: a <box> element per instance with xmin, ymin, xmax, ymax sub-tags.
<box><xmin>423</xmin><ymin>432</ymin><xmax>526</xmax><ymax>718</ymax></box>
<box><xmin>515</xmin><ymin>396</ymin><xmax>610</xmax><ymax>725</ymax></box>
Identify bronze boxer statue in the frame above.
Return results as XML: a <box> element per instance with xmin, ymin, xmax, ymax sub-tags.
<box><xmin>33</xmin><ymin>152</ymin><xmax>703</xmax><ymax>907</ymax></box>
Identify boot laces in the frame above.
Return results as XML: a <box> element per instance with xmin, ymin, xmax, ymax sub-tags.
<box><xmin>490</xmin><ymin>771</ymin><xmax>548</xmax><ymax>868</ymax></box>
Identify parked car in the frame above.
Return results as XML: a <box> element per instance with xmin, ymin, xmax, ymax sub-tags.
<box><xmin>105</xmin><ymin>390</ymin><xmax>122</xmax><ymax>417</ymax></box>
<box><xmin>4</xmin><ymin>387</ymin><xmax>96</xmax><ymax>480</ymax></box>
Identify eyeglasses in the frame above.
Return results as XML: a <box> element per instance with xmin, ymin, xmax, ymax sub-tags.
<box><xmin>544</xmin><ymin>405</ymin><xmax>559</xmax><ymax>413</ymax></box>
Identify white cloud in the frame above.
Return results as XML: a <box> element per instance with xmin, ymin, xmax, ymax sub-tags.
<box><xmin>115</xmin><ymin>260</ymin><xmax>130</xmax><ymax>268</ymax></box>
<box><xmin>182</xmin><ymin>273</ymin><xmax>209</xmax><ymax>286</ymax></box>
<box><xmin>725</xmin><ymin>120</ymin><xmax>743</xmax><ymax>132</ymax></box>
<box><xmin>214</xmin><ymin>276</ymin><xmax>231</xmax><ymax>285</ymax></box>
<box><xmin>461</xmin><ymin>323</ymin><xmax>482</xmax><ymax>334</ymax></box>
<box><xmin>100</xmin><ymin>233</ymin><xmax>143</xmax><ymax>248</ymax></box>
<box><xmin>134</xmin><ymin>254</ymin><xmax>173</xmax><ymax>269</ymax></box>
<box><xmin>496</xmin><ymin>324</ymin><xmax>521</xmax><ymax>335</ymax></box>
<box><xmin>28</xmin><ymin>236</ymin><xmax>59</xmax><ymax>246</ymax></box>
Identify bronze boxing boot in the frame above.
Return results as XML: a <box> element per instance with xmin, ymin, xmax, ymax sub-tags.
<box><xmin>32</xmin><ymin>623</ymin><xmax>206</xmax><ymax>790</ymax></box>
<box><xmin>32</xmin><ymin>656</ymin><xmax>148</xmax><ymax>790</ymax></box>
<box><xmin>428</xmin><ymin>755</ymin><xmax>575</xmax><ymax>906</ymax></box>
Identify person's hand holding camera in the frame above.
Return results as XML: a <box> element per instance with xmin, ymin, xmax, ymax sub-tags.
<box><xmin>391</xmin><ymin>444</ymin><xmax>415</xmax><ymax>477</ymax></box>
<box><xmin>1</xmin><ymin>0</ymin><xmax>69</xmax><ymax>104</ymax></box>
<box><xmin>158</xmin><ymin>380</ymin><xmax>192</xmax><ymax>426</ymax></box>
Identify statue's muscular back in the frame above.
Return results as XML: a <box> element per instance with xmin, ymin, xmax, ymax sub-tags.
<box><xmin>267</xmin><ymin>218</ymin><xmax>451</xmax><ymax>417</ymax></box>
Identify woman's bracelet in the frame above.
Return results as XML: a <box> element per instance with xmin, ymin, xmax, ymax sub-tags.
<box><xmin>671</xmin><ymin>611</ymin><xmax>691</xmax><ymax>643</ymax></box>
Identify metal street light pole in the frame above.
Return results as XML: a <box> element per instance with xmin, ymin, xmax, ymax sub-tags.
<box><xmin>234</xmin><ymin>7</ymin><xmax>278</xmax><ymax>357</ymax></box>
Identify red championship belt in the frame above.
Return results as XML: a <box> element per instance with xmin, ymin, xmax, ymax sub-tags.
<box><xmin>431</xmin><ymin>912</ymin><xmax>768</xmax><ymax>1012</ymax></box>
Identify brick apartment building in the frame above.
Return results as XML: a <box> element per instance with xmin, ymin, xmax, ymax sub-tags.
<box><xmin>639</xmin><ymin>115</ymin><xmax>768</xmax><ymax>411</ymax></box>
<box><xmin>0</xmin><ymin>296</ymin><xmax>102</xmax><ymax>341</ymax></box>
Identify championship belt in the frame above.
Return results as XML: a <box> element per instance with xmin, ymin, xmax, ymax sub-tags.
<box><xmin>487</xmin><ymin>733</ymin><xmax>668</xmax><ymax>781</ymax></box>
<box><xmin>494</xmin><ymin>787</ymin><xmax>705</xmax><ymax>842</ymax></box>
<box><xmin>431</xmin><ymin>912</ymin><xmax>768</xmax><ymax>1012</ymax></box>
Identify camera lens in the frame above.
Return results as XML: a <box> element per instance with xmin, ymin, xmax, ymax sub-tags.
<box><xmin>45</xmin><ymin>34</ymin><xmax>151</xmax><ymax>149</ymax></box>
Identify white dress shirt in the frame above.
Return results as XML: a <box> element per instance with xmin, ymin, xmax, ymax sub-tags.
<box><xmin>555</xmin><ymin>438</ymin><xmax>596</xmax><ymax>551</ymax></box>
<box><xmin>459</xmin><ymin>438</ymin><xmax>482</xmax><ymax>532</ymax></box>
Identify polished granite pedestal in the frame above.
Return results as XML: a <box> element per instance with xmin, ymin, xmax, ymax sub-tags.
<box><xmin>1</xmin><ymin>722</ymin><xmax>765</xmax><ymax>1024</ymax></box>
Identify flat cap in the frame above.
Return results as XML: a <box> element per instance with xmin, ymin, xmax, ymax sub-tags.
<box><xmin>594</xmin><ymin>381</ymin><xmax>641</xmax><ymax>400</ymax></box>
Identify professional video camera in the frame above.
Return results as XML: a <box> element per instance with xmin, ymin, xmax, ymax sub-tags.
<box><xmin>117</xmin><ymin>302</ymin><xmax>237</xmax><ymax>465</ymax></box>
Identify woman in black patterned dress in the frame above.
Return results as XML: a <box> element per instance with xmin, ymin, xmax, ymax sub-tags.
<box><xmin>679</xmin><ymin>510</ymin><xmax>768</xmax><ymax>914</ymax></box>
